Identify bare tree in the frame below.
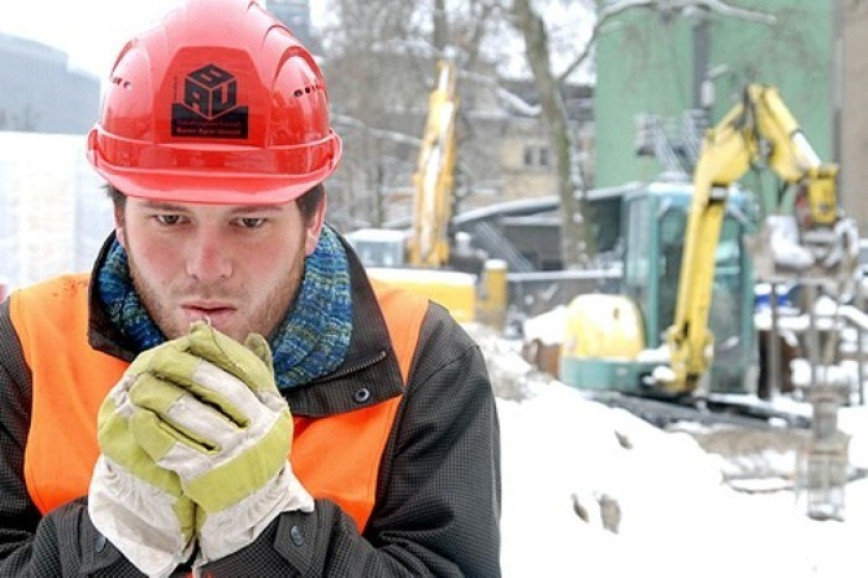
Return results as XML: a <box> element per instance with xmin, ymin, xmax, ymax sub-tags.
<box><xmin>511</xmin><ymin>0</ymin><xmax>593</xmax><ymax>268</ymax></box>
<box><xmin>506</xmin><ymin>0</ymin><xmax>775</xmax><ymax>268</ymax></box>
<box><xmin>320</xmin><ymin>0</ymin><xmax>515</xmax><ymax>230</ymax></box>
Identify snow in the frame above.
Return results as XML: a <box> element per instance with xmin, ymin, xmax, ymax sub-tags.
<box><xmin>469</xmin><ymin>326</ymin><xmax>868</xmax><ymax>577</ymax></box>
<box><xmin>344</xmin><ymin>229</ymin><xmax>407</xmax><ymax>244</ymax></box>
<box><xmin>521</xmin><ymin>304</ymin><xmax>567</xmax><ymax>346</ymax></box>
<box><xmin>365</xmin><ymin>266</ymin><xmax>476</xmax><ymax>287</ymax></box>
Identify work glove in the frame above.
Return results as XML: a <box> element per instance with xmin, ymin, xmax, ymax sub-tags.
<box><xmin>89</xmin><ymin>338</ymin><xmax>197</xmax><ymax>578</ymax></box>
<box><xmin>126</xmin><ymin>321</ymin><xmax>314</xmax><ymax>565</ymax></box>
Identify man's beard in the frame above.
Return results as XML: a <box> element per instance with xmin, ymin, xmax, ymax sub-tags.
<box><xmin>126</xmin><ymin>246</ymin><xmax>304</xmax><ymax>343</ymax></box>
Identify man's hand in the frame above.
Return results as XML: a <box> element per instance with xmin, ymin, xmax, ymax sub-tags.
<box><xmin>89</xmin><ymin>338</ymin><xmax>197</xmax><ymax>578</ymax></box>
<box><xmin>126</xmin><ymin>321</ymin><xmax>313</xmax><ymax>564</ymax></box>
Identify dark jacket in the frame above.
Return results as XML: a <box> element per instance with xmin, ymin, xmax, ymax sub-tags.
<box><xmin>0</xmin><ymin>234</ymin><xmax>501</xmax><ymax>577</ymax></box>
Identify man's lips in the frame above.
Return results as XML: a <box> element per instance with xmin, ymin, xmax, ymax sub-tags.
<box><xmin>181</xmin><ymin>303</ymin><xmax>237</xmax><ymax>323</ymax></box>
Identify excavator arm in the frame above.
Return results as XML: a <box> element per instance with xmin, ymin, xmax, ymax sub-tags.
<box><xmin>664</xmin><ymin>84</ymin><xmax>843</xmax><ymax>393</ymax></box>
<box><xmin>408</xmin><ymin>59</ymin><xmax>459</xmax><ymax>268</ymax></box>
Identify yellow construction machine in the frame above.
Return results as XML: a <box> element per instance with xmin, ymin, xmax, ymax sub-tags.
<box><xmin>346</xmin><ymin>60</ymin><xmax>506</xmax><ymax>325</ymax></box>
<box><xmin>561</xmin><ymin>84</ymin><xmax>857</xmax><ymax>398</ymax></box>
<box><xmin>408</xmin><ymin>59</ymin><xmax>460</xmax><ymax>269</ymax></box>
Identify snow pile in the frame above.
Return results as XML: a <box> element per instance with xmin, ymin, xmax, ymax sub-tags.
<box><xmin>496</xmin><ymin>379</ymin><xmax>868</xmax><ymax>578</ymax></box>
<box><xmin>522</xmin><ymin>305</ymin><xmax>567</xmax><ymax>346</ymax></box>
<box><xmin>467</xmin><ymin>325</ymin><xmax>868</xmax><ymax>577</ymax></box>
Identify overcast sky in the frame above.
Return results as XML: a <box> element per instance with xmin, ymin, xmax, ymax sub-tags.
<box><xmin>2</xmin><ymin>1</ymin><xmax>595</xmax><ymax>87</ymax></box>
<box><xmin>1</xmin><ymin>1</ymin><xmax>327</xmax><ymax>80</ymax></box>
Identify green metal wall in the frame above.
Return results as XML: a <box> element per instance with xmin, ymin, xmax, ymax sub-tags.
<box><xmin>594</xmin><ymin>0</ymin><xmax>836</xmax><ymax>195</ymax></box>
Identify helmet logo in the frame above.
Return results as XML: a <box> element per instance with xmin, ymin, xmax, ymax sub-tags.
<box><xmin>171</xmin><ymin>64</ymin><xmax>249</xmax><ymax>139</ymax></box>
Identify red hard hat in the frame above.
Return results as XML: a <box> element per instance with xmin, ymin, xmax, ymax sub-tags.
<box><xmin>87</xmin><ymin>0</ymin><xmax>342</xmax><ymax>205</ymax></box>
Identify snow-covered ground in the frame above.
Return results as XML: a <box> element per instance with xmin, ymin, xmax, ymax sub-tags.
<box><xmin>473</xmin><ymin>327</ymin><xmax>868</xmax><ymax>578</ymax></box>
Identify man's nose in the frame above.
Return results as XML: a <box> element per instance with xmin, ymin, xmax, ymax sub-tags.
<box><xmin>185</xmin><ymin>227</ymin><xmax>232</xmax><ymax>282</ymax></box>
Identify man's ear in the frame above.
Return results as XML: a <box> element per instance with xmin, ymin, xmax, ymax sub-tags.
<box><xmin>304</xmin><ymin>196</ymin><xmax>327</xmax><ymax>256</ymax></box>
<box><xmin>113</xmin><ymin>204</ymin><xmax>126</xmax><ymax>249</ymax></box>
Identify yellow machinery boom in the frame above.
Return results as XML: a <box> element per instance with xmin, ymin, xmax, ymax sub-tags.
<box><xmin>348</xmin><ymin>60</ymin><xmax>508</xmax><ymax>327</ymax></box>
<box><xmin>665</xmin><ymin>84</ymin><xmax>841</xmax><ymax>392</ymax></box>
<box><xmin>408</xmin><ymin>59</ymin><xmax>459</xmax><ymax>268</ymax></box>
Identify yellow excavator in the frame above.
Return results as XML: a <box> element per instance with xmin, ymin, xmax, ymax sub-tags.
<box><xmin>346</xmin><ymin>60</ymin><xmax>506</xmax><ymax>325</ymax></box>
<box><xmin>408</xmin><ymin>59</ymin><xmax>459</xmax><ymax>268</ymax></box>
<box><xmin>560</xmin><ymin>84</ymin><xmax>858</xmax><ymax>398</ymax></box>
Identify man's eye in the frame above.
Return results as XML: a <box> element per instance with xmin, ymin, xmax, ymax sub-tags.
<box><xmin>238</xmin><ymin>217</ymin><xmax>266</xmax><ymax>229</ymax></box>
<box><xmin>155</xmin><ymin>215</ymin><xmax>183</xmax><ymax>225</ymax></box>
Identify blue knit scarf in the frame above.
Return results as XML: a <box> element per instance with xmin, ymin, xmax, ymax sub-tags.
<box><xmin>96</xmin><ymin>225</ymin><xmax>353</xmax><ymax>390</ymax></box>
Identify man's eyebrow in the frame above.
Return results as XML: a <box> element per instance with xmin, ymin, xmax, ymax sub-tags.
<box><xmin>229</xmin><ymin>205</ymin><xmax>285</xmax><ymax>215</ymax></box>
<box><xmin>141</xmin><ymin>201</ymin><xmax>189</xmax><ymax>212</ymax></box>
<box><xmin>138</xmin><ymin>202</ymin><xmax>285</xmax><ymax>214</ymax></box>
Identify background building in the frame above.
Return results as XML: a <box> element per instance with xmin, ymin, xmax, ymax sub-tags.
<box><xmin>265</xmin><ymin>0</ymin><xmax>320</xmax><ymax>52</ymax></box>
<box><xmin>593</xmin><ymin>0</ymin><xmax>868</xmax><ymax>230</ymax></box>
<box><xmin>0</xmin><ymin>34</ymin><xmax>106</xmax><ymax>289</ymax></box>
<box><xmin>839</xmin><ymin>1</ymin><xmax>868</xmax><ymax>230</ymax></box>
<box><xmin>0</xmin><ymin>33</ymin><xmax>99</xmax><ymax>134</ymax></box>
<box><xmin>0</xmin><ymin>131</ymin><xmax>112</xmax><ymax>289</ymax></box>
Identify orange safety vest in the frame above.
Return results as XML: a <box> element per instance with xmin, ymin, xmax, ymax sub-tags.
<box><xmin>9</xmin><ymin>274</ymin><xmax>428</xmax><ymax>532</ymax></box>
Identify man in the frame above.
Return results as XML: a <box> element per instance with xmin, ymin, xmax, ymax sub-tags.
<box><xmin>0</xmin><ymin>0</ymin><xmax>501</xmax><ymax>575</ymax></box>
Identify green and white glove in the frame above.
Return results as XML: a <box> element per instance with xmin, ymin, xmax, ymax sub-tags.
<box><xmin>89</xmin><ymin>337</ymin><xmax>197</xmax><ymax>578</ymax></box>
<box><xmin>126</xmin><ymin>321</ymin><xmax>313</xmax><ymax>565</ymax></box>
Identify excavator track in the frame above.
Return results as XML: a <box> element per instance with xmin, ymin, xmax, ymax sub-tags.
<box><xmin>592</xmin><ymin>391</ymin><xmax>812</xmax><ymax>430</ymax></box>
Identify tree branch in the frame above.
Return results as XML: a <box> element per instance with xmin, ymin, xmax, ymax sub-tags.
<box><xmin>557</xmin><ymin>0</ymin><xmax>776</xmax><ymax>84</ymax></box>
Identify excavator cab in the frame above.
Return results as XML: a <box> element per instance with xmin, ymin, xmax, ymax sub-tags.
<box><xmin>620</xmin><ymin>183</ymin><xmax>757</xmax><ymax>394</ymax></box>
<box><xmin>560</xmin><ymin>182</ymin><xmax>758</xmax><ymax>396</ymax></box>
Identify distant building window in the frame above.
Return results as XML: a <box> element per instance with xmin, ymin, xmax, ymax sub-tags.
<box><xmin>523</xmin><ymin>144</ymin><xmax>550</xmax><ymax>168</ymax></box>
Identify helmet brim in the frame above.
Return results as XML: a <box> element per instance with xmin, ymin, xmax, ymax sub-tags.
<box><xmin>98</xmin><ymin>170</ymin><xmax>335</xmax><ymax>205</ymax></box>
<box><xmin>88</xmin><ymin>128</ymin><xmax>342</xmax><ymax>205</ymax></box>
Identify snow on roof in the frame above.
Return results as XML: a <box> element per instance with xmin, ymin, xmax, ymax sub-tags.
<box><xmin>366</xmin><ymin>266</ymin><xmax>476</xmax><ymax>286</ymax></box>
<box><xmin>345</xmin><ymin>228</ymin><xmax>407</xmax><ymax>242</ymax></box>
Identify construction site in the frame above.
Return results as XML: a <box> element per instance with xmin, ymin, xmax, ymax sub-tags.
<box><xmin>2</xmin><ymin>0</ymin><xmax>868</xmax><ymax>575</ymax></box>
